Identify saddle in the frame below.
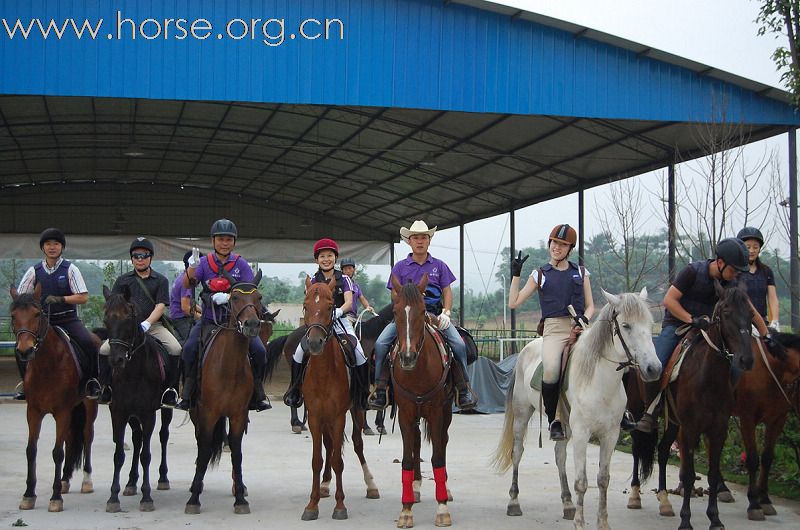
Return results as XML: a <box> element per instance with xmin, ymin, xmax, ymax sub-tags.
<box><xmin>529</xmin><ymin>326</ymin><xmax>581</xmax><ymax>392</ymax></box>
<box><xmin>53</xmin><ymin>326</ymin><xmax>86</xmax><ymax>382</ymax></box>
<box><xmin>659</xmin><ymin>329</ymin><xmax>702</xmax><ymax>391</ymax></box>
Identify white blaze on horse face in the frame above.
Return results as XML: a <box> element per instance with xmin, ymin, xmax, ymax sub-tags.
<box><xmin>314</xmin><ymin>293</ymin><xmax>320</xmax><ymax>304</ymax></box>
<box><xmin>404</xmin><ymin>305</ymin><xmax>411</xmax><ymax>352</ymax></box>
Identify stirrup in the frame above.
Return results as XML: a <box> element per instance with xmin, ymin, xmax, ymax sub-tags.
<box><xmin>98</xmin><ymin>385</ymin><xmax>112</xmax><ymax>405</ymax></box>
<box><xmin>250</xmin><ymin>395</ymin><xmax>272</xmax><ymax>412</ymax></box>
<box><xmin>160</xmin><ymin>388</ymin><xmax>179</xmax><ymax>408</ymax></box>
<box><xmin>456</xmin><ymin>385</ymin><xmax>478</xmax><ymax>411</ymax></box>
<box><xmin>549</xmin><ymin>420</ymin><xmax>566</xmax><ymax>441</ymax></box>
<box><xmin>620</xmin><ymin>410</ymin><xmax>637</xmax><ymax>432</ymax></box>
<box><xmin>367</xmin><ymin>387</ymin><xmax>388</xmax><ymax>411</ymax></box>
<box><xmin>175</xmin><ymin>398</ymin><xmax>192</xmax><ymax>411</ymax></box>
<box><xmin>85</xmin><ymin>378</ymin><xmax>101</xmax><ymax>400</ymax></box>
<box><xmin>13</xmin><ymin>381</ymin><xmax>25</xmax><ymax>401</ymax></box>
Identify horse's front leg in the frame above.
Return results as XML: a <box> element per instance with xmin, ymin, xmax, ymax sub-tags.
<box><xmin>657</xmin><ymin>422</ymin><xmax>678</xmax><ymax>517</ymax></box>
<box><xmin>124</xmin><ymin>418</ymin><xmax>143</xmax><ymax>496</ymax></box>
<box><xmin>628</xmin><ymin>434</ymin><xmax>641</xmax><ymax>509</ymax></box>
<box><xmin>677</xmin><ymin>430</ymin><xmax>698</xmax><ymax>530</ymax></box>
<box><xmin>350</xmin><ymin>407</ymin><xmax>380</xmax><ymax>499</ymax></box>
<box><xmin>320</xmin><ymin>429</ymin><xmax>333</xmax><ymax>498</ymax></box>
<box><xmin>48</xmin><ymin>410</ymin><xmax>71</xmax><ymax>512</ymax></box>
<box><xmin>570</xmin><ymin>427</ymin><xmax>589</xmax><ymax>530</ymax></box>
<box><xmin>20</xmin><ymin>408</ymin><xmax>43</xmax><ymax>510</ymax></box>
<box><xmin>413</xmin><ymin>421</ymin><xmax>423</xmax><ymax>503</ymax></box>
<box><xmin>507</xmin><ymin>399</ymin><xmax>535</xmax><ymax>516</ymax></box>
<box><xmin>291</xmin><ymin>406</ymin><xmax>306</xmax><ymax>433</ymax></box>
<box><xmin>331</xmin><ymin>415</ymin><xmax>348</xmax><ymax>520</ymax></box>
<box><xmin>185</xmin><ymin>417</ymin><xmax>214</xmax><ymax>514</ymax></box>
<box><xmin>81</xmin><ymin>399</ymin><xmax>98</xmax><ymax>494</ymax></box>
<box><xmin>554</xmin><ymin>438</ymin><xmax>574</xmax><ymax>520</ymax></box>
<box><xmin>596</xmin><ymin>430</ymin><xmax>618</xmax><ymax>530</ymax></box>
<box><xmin>157</xmin><ymin>408</ymin><xmax>172</xmax><ymax>490</ymax></box>
<box><xmin>738</xmin><ymin>415</ymin><xmax>763</xmax><ymax>519</ymax></box>
<box><xmin>397</xmin><ymin>412</ymin><xmax>418</xmax><ymax>528</ymax></box>
<box><xmin>430</xmin><ymin>413</ymin><xmax>451</xmax><ymax>528</ymax></box>
<box><xmin>138</xmin><ymin>412</ymin><xmax>157</xmax><ymax>512</ymax></box>
<box><xmin>705</xmin><ymin>426</ymin><xmax>726</xmax><ymax>530</ymax></box>
<box><xmin>106</xmin><ymin>413</ymin><xmax>127</xmax><ymax>512</ymax></box>
<box><xmin>228</xmin><ymin>414</ymin><xmax>250</xmax><ymax>514</ymax></box>
<box><xmin>302</xmin><ymin>416</ymin><xmax>323</xmax><ymax>520</ymax></box>
<box><xmin>758</xmin><ymin>417</ymin><xmax>785</xmax><ymax>516</ymax></box>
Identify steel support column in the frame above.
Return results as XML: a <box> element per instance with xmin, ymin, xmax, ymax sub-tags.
<box><xmin>668</xmin><ymin>164</ymin><xmax>676</xmax><ymax>282</ymax></box>
<box><xmin>790</xmin><ymin>129</ymin><xmax>798</xmax><ymax>330</ymax></box>
<box><xmin>459</xmin><ymin>223</ymin><xmax>465</xmax><ymax>327</ymax></box>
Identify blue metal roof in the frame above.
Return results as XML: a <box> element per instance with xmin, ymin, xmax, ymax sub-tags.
<box><xmin>0</xmin><ymin>0</ymin><xmax>797</xmax><ymax>125</ymax></box>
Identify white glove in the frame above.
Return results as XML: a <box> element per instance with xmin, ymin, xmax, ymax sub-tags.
<box><xmin>366</xmin><ymin>305</ymin><xmax>375</xmax><ymax>314</ymax></box>
<box><xmin>188</xmin><ymin>247</ymin><xmax>200</xmax><ymax>268</ymax></box>
<box><xmin>437</xmin><ymin>312</ymin><xmax>451</xmax><ymax>330</ymax></box>
<box><xmin>334</xmin><ymin>308</ymin><xmax>343</xmax><ymax>319</ymax></box>
<box><xmin>212</xmin><ymin>292</ymin><xmax>230</xmax><ymax>305</ymax></box>
<box><xmin>769</xmin><ymin>320</ymin><xmax>780</xmax><ymax>330</ymax></box>
<box><xmin>140</xmin><ymin>320</ymin><xmax>151</xmax><ymax>333</ymax></box>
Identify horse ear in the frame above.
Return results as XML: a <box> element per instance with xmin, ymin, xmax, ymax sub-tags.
<box><xmin>272</xmin><ymin>308</ymin><xmax>281</xmax><ymax>318</ymax></box>
<box><xmin>391</xmin><ymin>274</ymin><xmax>402</xmax><ymax>293</ymax></box>
<box><xmin>122</xmin><ymin>284</ymin><xmax>132</xmax><ymax>301</ymax></box>
<box><xmin>326</xmin><ymin>277</ymin><xmax>336</xmax><ymax>291</ymax></box>
<box><xmin>418</xmin><ymin>273</ymin><xmax>429</xmax><ymax>293</ymax></box>
<box><xmin>32</xmin><ymin>282</ymin><xmax>41</xmax><ymax>301</ymax></box>
<box><xmin>253</xmin><ymin>268</ymin><xmax>262</xmax><ymax>286</ymax></box>
<box><xmin>9</xmin><ymin>285</ymin><xmax>18</xmax><ymax>300</ymax></box>
<box><xmin>639</xmin><ymin>286</ymin><xmax>648</xmax><ymax>300</ymax></box>
<box><xmin>102</xmin><ymin>285</ymin><xmax>112</xmax><ymax>300</ymax></box>
<box><xmin>221</xmin><ymin>267</ymin><xmax>236</xmax><ymax>285</ymax></box>
<box><xmin>602</xmin><ymin>289</ymin><xmax>620</xmax><ymax>307</ymax></box>
<box><xmin>305</xmin><ymin>275</ymin><xmax>312</xmax><ymax>290</ymax></box>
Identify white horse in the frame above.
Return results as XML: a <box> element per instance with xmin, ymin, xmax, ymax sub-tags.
<box><xmin>491</xmin><ymin>289</ymin><xmax>662</xmax><ymax>530</ymax></box>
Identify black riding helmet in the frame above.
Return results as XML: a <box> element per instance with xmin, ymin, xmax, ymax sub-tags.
<box><xmin>129</xmin><ymin>237</ymin><xmax>155</xmax><ymax>256</ymax></box>
<box><xmin>716</xmin><ymin>237</ymin><xmax>749</xmax><ymax>272</ymax></box>
<box><xmin>736</xmin><ymin>226</ymin><xmax>764</xmax><ymax>247</ymax></box>
<box><xmin>340</xmin><ymin>257</ymin><xmax>356</xmax><ymax>268</ymax></box>
<box><xmin>211</xmin><ymin>218</ymin><xmax>238</xmax><ymax>239</ymax></box>
<box><xmin>39</xmin><ymin>228</ymin><xmax>66</xmax><ymax>249</ymax></box>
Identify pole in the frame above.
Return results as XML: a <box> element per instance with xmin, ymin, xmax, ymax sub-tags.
<box><xmin>668</xmin><ymin>163</ymin><xmax>677</xmax><ymax>282</ymax></box>
<box><xmin>459</xmin><ymin>223</ymin><xmax>465</xmax><ymax>327</ymax></box>
<box><xmin>578</xmin><ymin>191</ymin><xmax>585</xmax><ymax>265</ymax></box>
<box><xmin>789</xmin><ymin>129</ymin><xmax>798</xmax><ymax>330</ymax></box>
<box><xmin>509</xmin><ymin>208</ymin><xmax>516</xmax><ymax>341</ymax></box>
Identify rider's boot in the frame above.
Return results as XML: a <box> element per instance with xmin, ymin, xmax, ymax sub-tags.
<box><xmin>635</xmin><ymin>384</ymin><xmax>661</xmax><ymax>433</ymax></box>
<box><xmin>353</xmin><ymin>362</ymin><xmax>370</xmax><ymax>410</ymax></box>
<box><xmin>542</xmin><ymin>381</ymin><xmax>566</xmax><ymax>441</ymax></box>
<box><xmin>367</xmin><ymin>360</ymin><xmax>391</xmax><ymax>411</ymax></box>
<box><xmin>283</xmin><ymin>359</ymin><xmax>305</xmax><ymax>408</ymax></box>
<box><xmin>14</xmin><ymin>357</ymin><xmax>27</xmax><ymax>400</ymax></box>
<box><xmin>160</xmin><ymin>355</ymin><xmax>180</xmax><ymax>408</ymax></box>
<box><xmin>249</xmin><ymin>360</ymin><xmax>271</xmax><ymax>412</ymax></box>
<box><xmin>84</xmin><ymin>352</ymin><xmax>101</xmax><ymax>399</ymax></box>
<box><xmin>175</xmin><ymin>361</ymin><xmax>196</xmax><ymax>411</ymax></box>
<box><xmin>450</xmin><ymin>358</ymin><xmax>478</xmax><ymax>411</ymax></box>
<box><xmin>97</xmin><ymin>354</ymin><xmax>112</xmax><ymax>404</ymax></box>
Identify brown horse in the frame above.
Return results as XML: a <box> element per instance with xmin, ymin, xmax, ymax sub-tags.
<box><xmin>185</xmin><ymin>270</ymin><xmax>265</xmax><ymax>515</ymax></box>
<box><xmin>715</xmin><ymin>331</ymin><xmax>800</xmax><ymax>520</ymax></box>
<box><xmin>10</xmin><ymin>284</ymin><xmax>99</xmax><ymax>512</ymax></box>
<box><xmin>390</xmin><ymin>274</ymin><xmax>454</xmax><ymax>528</ymax></box>
<box><xmin>298</xmin><ymin>276</ymin><xmax>379</xmax><ymax>521</ymax></box>
<box><xmin>629</xmin><ymin>281</ymin><xmax>754</xmax><ymax>530</ymax></box>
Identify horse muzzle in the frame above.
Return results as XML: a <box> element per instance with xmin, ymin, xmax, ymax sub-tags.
<box><xmin>238</xmin><ymin>318</ymin><xmax>261</xmax><ymax>338</ymax></box>
<box><xmin>639</xmin><ymin>361</ymin><xmax>662</xmax><ymax>383</ymax></box>
<box><xmin>302</xmin><ymin>335</ymin><xmax>325</xmax><ymax>356</ymax></box>
<box><xmin>397</xmin><ymin>351</ymin><xmax>418</xmax><ymax>371</ymax></box>
<box><xmin>15</xmin><ymin>347</ymin><xmax>35</xmax><ymax>362</ymax></box>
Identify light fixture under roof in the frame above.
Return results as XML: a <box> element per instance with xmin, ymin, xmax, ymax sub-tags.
<box><xmin>123</xmin><ymin>143</ymin><xmax>145</xmax><ymax>157</ymax></box>
<box><xmin>419</xmin><ymin>152</ymin><xmax>437</xmax><ymax>166</ymax></box>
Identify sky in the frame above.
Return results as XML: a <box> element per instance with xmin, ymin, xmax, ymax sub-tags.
<box><xmin>270</xmin><ymin>0</ymin><xmax>793</xmax><ymax>296</ymax></box>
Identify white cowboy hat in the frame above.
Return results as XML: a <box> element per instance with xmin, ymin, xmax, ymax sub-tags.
<box><xmin>400</xmin><ymin>220</ymin><xmax>437</xmax><ymax>242</ymax></box>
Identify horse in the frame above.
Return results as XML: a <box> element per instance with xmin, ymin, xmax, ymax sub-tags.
<box><xmin>9</xmin><ymin>284</ymin><xmax>99</xmax><ymax>512</ymax></box>
<box><xmin>101</xmin><ymin>285</ymin><xmax>174</xmax><ymax>513</ymax></box>
<box><xmin>185</xmin><ymin>270</ymin><xmax>268</xmax><ymax>515</ymax></box>
<box><xmin>713</xmin><ymin>331</ymin><xmax>800</xmax><ymax>520</ymax></box>
<box><xmin>491</xmin><ymin>288</ymin><xmax>661</xmax><ymax>530</ymax></box>
<box><xmin>628</xmin><ymin>281</ymin><xmax>755</xmax><ymax>530</ymax></box>
<box><xmin>298</xmin><ymin>276</ymin><xmax>380</xmax><ymax>521</ymax></box>
<box><xmin>389</xmin><ymin>274</ymin><xmax>456</xmax><ymax>528</ymax></box>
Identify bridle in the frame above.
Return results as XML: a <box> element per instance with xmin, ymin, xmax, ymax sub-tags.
<box><xmin>227</xmin><ymin>283</ymin><xmax>264</xmax><ymax>336</ymax></box>
<box><xmin>393</xmin><ymin>304</ymin><xmax>426</xmax><ymax>364</ymax></box>
<box><xmin>302</xmin><ymin>286</ymin><xmax>336</xmax><ymax>348</ymax></box>
<box><xmin>107</xmin><ymin>304</ymin><xmax>147</xmax><ymax>362</ymax></box>
<box><xmin>606</xmin><ymin>311</ymin><xmax>639</xmax><ymax>372</ymax></box>
<box><xmin>14</xmin><ymin>305</ymin><xmax>51</xmax><ymax>356</ymax></box>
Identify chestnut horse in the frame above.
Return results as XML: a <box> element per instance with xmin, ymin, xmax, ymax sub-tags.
<box><xmin>185</xmin><ymin>270</ymin><xmax>266</xmax><ymax>515</ymax></box>
<box><xmin>10</xmin><ymin>285</ymin><xmax>99</xmax><ymax>512</ymax></box>
<box><xmin>390</xmin><ymin>275</ymin><xmax>454</xmax><ymax>528</ymax></box>
<box><xmin>101</xmin><ymin>286</ymin><xmax>173</xmax><ymax>512</ymax></box>
<box><xmin>298</xmin><ymin>276</ymin><xmax>379</xmax><ymax>521</ymax></box>
<box><xmin>629</xmin><ymin>281</ymin><xmax>754</xmax><ymax>530</ymax></box>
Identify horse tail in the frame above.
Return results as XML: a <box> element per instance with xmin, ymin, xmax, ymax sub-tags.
<box><xmin>65</xmin><ymin>401</ymin><xmax>87</xmax><ymax>473</ymax></box>
<box><xmin>209</xmin><ymin>418</ymin><xmax>227</xmax><ymax>467</ymax></box>
<box><xmin>264</xmin><ymin>335</ymin><xmax>288</xmax><ymax>383</ymax></box>
<box><xmin>490</xmin><ymin>372</ymin><xmax>520</xmax><ymax>473</ymax></box>
<box><xmin>631</xmin><ymin>428</ymin><xmax>657</xmax><ymax>483</ymax></box>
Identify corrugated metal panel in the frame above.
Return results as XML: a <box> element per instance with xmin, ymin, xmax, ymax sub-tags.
<box><xmin>0</xmin><ymin>0</ymin><xmax>797</xmax><ymax>124</ymax></box>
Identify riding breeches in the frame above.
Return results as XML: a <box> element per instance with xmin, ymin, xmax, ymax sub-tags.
<box><xmin>292</xmin><ymin>316</ymin><xmax>366</xmax><ymax>365</ymax></box>
<box><xmin>180</xmin><ymin>319</ymin><xmax>266</xmax><ymax>365</ymax></box>
<box><xmin>541</xmin><ymin>316</ymin><xmax>574</xmax><ymax>384</ymax></box>
<box><xmin>373</xmin><ymin>321</ymin><xmax>467</xmax><ymax>377</ymax></box>
<box><xmin>53</xmin><ymin>318</ymin><xmax>99</xmax><ymax>357</ymax></box>
<box><xmin>100</xmin><ymin>321</ymin><xmax>182</xmax><ymax>357</ymax></box>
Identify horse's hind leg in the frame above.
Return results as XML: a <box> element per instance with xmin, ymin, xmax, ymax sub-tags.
<box><xmin>555</xmin><ymin>438</ymin><xmax>575</xmax><ymax>520</ymax></box>
<box><xmin>331</xmin><ymin>419</ymin><xmax>348</xmax><ymax>520</ymax></box>
<box><xmin>138</xmin><ymin>413</ymin><xmax>157</xmax><ymax>512</ymax></box>
<box><xmin>291</xmin><ymin>406</ymin><xmax>306</xmax><ymax>433</ymax></box>
<box><xmin>124</xmin><ymin>419</ymin><xmax>143</xmax><ymax>496</ymax></box>
<box><xmin>508</xmin><ymin>401</ymin><xmax>535</xmax><ymax>517</ymax></box>
<box><xmin>48</xmin><ymin>410</ymin><xmax>70</xmax><ymax>512</ymax></box>
<box><xmin>228</xmin><ymin>415</ymin><xmax>250</xmax><ymax>514</ymax></box>
<box><xmin>81</xmin><ymin>400</ymin><xmax>97</xmax><ymax>493</ymax></box>
<box><xmin>106</xmin><ymin>414</ymin><xmax>127</xmax><ymax>513</ymax></box>
<box><xmin>157</xmin><ymin>408</ymin><xmax>172</xmax><ymax>490</ymax></box>
<box><xmin>758</xmin><ymin>419</ymin><xmax>784</xmax><ymax>516</ymax></box>
<box><xmin>20</xmin><ymin>410</ymin><xmax>44</xmax><ymax>510</ymax></box>
<box><xmin>657</xmin><ymin>422</ymin><xmax>677</xmax><ymax>517</ymax></box>
<box><xmin>351</xmin><ymin>408</ymin><xmax>380</xmax><ymax>499</ymax></box>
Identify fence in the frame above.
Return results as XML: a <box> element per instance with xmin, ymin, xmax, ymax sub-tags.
<box><xmin>467</xmin><ymin>329</ymin><xmax>538</xmax><ymax>361</ymax></box>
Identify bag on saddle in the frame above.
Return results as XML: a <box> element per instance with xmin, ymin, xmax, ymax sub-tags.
<box><xmin>455</xmin><ymin>326</ymin><xmax>478</xmax><ymax>365</ymax></box>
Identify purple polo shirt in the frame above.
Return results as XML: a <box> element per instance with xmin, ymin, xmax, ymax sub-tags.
<box><xmin>194</xmin><ymin>254</ymin><xmax>254</xmax><ymax>320</ymax></box>
<box><xmin>349</xmin><ymin>280</ymin><xmax>363</xmax><ymax>315</ymax></box>
<box><xmin>386</xmin><ymin>253</ymin><xmax>456</xmax><ymax>292</ymax></box>
<box><xmin>169</xmin><ymin>272</ymin><xmax>194</xmax><ymax>320</ymax></box>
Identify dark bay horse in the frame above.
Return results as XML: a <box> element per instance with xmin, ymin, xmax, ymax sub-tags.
<box><xmin>629</xmin><ymin>281</ymin><xmax>754</xmax><ymax>530</ymax></box>
<box><xmin>298</xmin><ymin>276</ymin><xmax>379</xmax><ymax>521</ymax></box>
<box><xmin>10</xmin><ymin>285</ymin><xmax>99</xmax><ymax>512</ymax></box>
<box><xmin>185</xmin><ymin>270</ymin><xmax>267</xmax><ymax>515</ymax></box>
<box><xmin>101</xmin><ymin>286</ymin><xmax>174</xmax><ymax>512</ymax></box>
<box><xmin>390</xmin><ymin>275</ymin><xmax>454</xmax><ymax>528</ymax></box>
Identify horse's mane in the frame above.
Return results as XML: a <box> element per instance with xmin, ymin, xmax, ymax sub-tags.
<box><xmin>10</xmin><ymin>293</ymin><xmax>39</xmax><ymax>312</ymax></box>
<box><xmin>719</xmin><ymin>281</ymin><xmax>751</xmax><ymax>312</ymax></box>
<box><xmin>399</xmin><ymin>282</ymin><xmax>424</xmax><ymax>305</ymax></box>
<box><xmin>775</xmin><ymin>331</ymin><xmax>800</xmax><ymax>352</ymax></box>
<box><xmin>104</xmin><ymin>292</ymin><xmax>137</xmax><ymax>319</ymax></box>
<box><xmin>572</xmin><ymin>292</ymin><xmax>653</xmax><ymax>386</ymax></box>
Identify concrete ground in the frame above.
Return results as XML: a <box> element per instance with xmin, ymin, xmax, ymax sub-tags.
<box><xmin>1</xmin><ymin>357</ymin><xmax>799</xmax><ymax>529</ymax></box>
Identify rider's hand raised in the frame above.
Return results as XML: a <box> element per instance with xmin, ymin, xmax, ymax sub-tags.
<box><xmin>511</xmin><ymin>251</ymin><xmax>529</xmax><ymax>277</ymax></box>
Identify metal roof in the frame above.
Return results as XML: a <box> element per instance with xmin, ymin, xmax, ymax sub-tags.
<box><xmin>0</xmin><ymin>0</ymin><xmax>798</xmax><ymax>252</ymax></box>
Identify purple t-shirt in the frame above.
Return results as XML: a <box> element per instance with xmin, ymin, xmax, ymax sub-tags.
<box><xmin>386</xmin><ymin>253</ymin><xmax>456</xmax><ymax>292</ymax></box>
<box><xmin>349</xmin><ymin>280</ymin><xmax>363</xmax><ymax>315</ymax></box>
<box><xmin>169</xmin><ymin>271</ymin><xmax>194</xmax><ymax>320</ymax></box>
<box><xmin>194</xmin><ymin>254</ymin><xmax>254</xmax><ymax>320</ymax></box>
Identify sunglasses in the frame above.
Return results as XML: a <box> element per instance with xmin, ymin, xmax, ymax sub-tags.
<box><xmin>131</xmin><ymin>253</ymin><xmax>152</xmax><ymax>260</ymax></box>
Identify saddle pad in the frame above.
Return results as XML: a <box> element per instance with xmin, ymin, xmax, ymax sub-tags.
<box><xmin>200</xmin><ymin>328</ymin><xmax>221</xmax><ymax>366</ymax></box>
<box><xmin>660</xmin><ymin>332</ymin><xmax>698</xmax><ymax>390</ymax></box>
<box><xmin>529</xmin><ymin>357</ymin><xmax>572</xmax><ymax>393</ymax></box>
<box><xmin>53</xmin><ymin>326</ymin><xmax>84</xmax><ymax>381</ymax></box>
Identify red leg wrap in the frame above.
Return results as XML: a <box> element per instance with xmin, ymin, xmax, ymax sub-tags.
<box><xmin>433</xmin><ymin>466</ymin><xmax>448</xmax><ymax>503</ymax></box>
<box><xmin>402</xmin><ymin>469</ymin><xmax>415</xmax><ymax>504</ymax></box>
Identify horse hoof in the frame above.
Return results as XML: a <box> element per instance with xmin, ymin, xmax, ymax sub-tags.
<box><xmin>718</xmin><ymin>490</ymin><xmax>735</xmax><ymax>503</ymax></box>
<box><xmin>748</xmin><ymin>509</ymin><xmax>765</xmax><ymax>521</ymax></box>
<box><xmin>301</xmin><ymin>509</ymin><xmax>319</xmax><ymax>521</ymax></box>
<box><xmin>563</xmin><ymin>506</ymin><xmax>576</xmax><ymax>520</ymax></box>
<box><xmin>185</xmin><ymin>504</ymin><xmax>201</xmax><ymax>515</ymax></box>
<box><xmin>627</xmin><ymin>498</ymin><xmax>642</xmax><ymax>509</ymax></box>
<box><xmin>157</xmin><ymin>481</ymin><xmax>170</xmax><ymax>491</ymax></box>
<box><xmin>19</xmin><ymin>496</ymin><xmax>36</xmax><ymax>510</ymax></box>
<box><xmin>106</xmin><ymin>501</ymin><xmax>121</xmax><ymax>513</ymax></box>
<box><xmin>332</xmin><ymin>508</ymin><xmax>348</xmax><ymax>520</ymax></box>
<box><xmin>81</xmin><ymin>480</ymin><xmax>93</xmax><ymax>494</ymax></box>
<box><xmin>234</xmin><ymin>503</ymin><xmax>251</xmax><ymax>515</ymax></box>
<box><xmin>397</xmin><ymin>513</ymin><xmax>414</xmax><ymax>528</ymax></box>
<box><xmin>291</xmin><ymin>425</ymin><xmax>303</xmax><ymax>434</ymax></box>
<box><xmin>762</xmin><ymin>503</ymin><xmax>777</xmax><ymax>516</ymax></box>
<box><xmin>659</xmin><ymin>506</ymin><xmax>675</xmax><ymax>517</ymax></box>
<box><xmin>435</xmin><ymin>513</ymin><xmax>452</xmax><ymax>526</ymax></box>
<box><xmin>366</xmin><ymin>488</ymin><xmax>380</xmax><ymax>499</ymax></box>
<box><xmin>123</xmin><ymin>485</ymin><xmax>137</xmax><ymax>496</ymax></box>
<box><xmin>61</xmin><ymin>480</ymin><xmax>70</xmax><ymax>494</ymax></box>
<box><xmin>506</xmin><ymin>503</ymin><xmax>522</xmax><ymax>516</ymax></box>
<box><xmin>140</xmin><ymin>501</ymin><xmax>155</xmax><ymax>512</ymax></box>
<box><xmin>48</xmin><ymin>499</ymin><xmax>63</xmax><ymax>512</ymax></box>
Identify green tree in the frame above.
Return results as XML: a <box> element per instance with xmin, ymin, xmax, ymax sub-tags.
<box><xmin>757</xmin><ymin>0</ymin><xmax>800</xmax><ymax>107</ymax></box>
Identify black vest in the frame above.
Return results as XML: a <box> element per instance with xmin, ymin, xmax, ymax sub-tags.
<box><xmin>663</xmin><ymin>260</ymin><xmax>719</xmax><ymax>327</ymax></box>
<box><xmin>313</xmin><ymin>269</ymin><xmax>346</xmax><ymax>308</ymax></box>
<box><xmin>538</xmin><ymin>261</ymin><xmax>585</xmax><ymax>318</ymax></box>
<box><xmin>740</xmin><ymin>262</ymin><xmax>770</xmax><ymax>319</ymax></box>
<box><xmin>34</xmin><ymin>260</ymin><xmax>76</xmax><ymax>318</ymax></box>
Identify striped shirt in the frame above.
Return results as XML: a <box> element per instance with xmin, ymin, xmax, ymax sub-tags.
<box><xmin>17</xmin><ymin>257</ymin><xmax>88</xmax><ymax>295</ymax></box>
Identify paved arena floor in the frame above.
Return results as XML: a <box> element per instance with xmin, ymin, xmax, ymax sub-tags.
<box><xmin>1</xmin><ymin>396</ymin><xmax>800</xmax><ymax>530</ymax></box>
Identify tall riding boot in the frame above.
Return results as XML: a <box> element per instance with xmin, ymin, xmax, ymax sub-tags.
<box><xmin>249</xmin><ymin>361</ymin><xmax>271</xmax><ymax>412</ymax></box>
<box><xmin>14</xmin><ymin>357</ymin><xmax>27</xmax><ymax>400</ymax></box>
<box><xmin>450</xmin><ymin>359</ymin><xmax>478</xmax><ymax>411</ymax></box>
<box><xmin>97</xmin><ymin>355</ymin><xmax>113</xmax><ymax>404</ymax></box>
<box><xmin>619</xmin><ymin>371</ymin><xmax>637</xmax><ymax>432</ymax></box>
<box><xmin>354</xmin><ymin>362</ymin><xmax>370</xmax><ymax>410</ymax></box>
<box><xmin>283</xmin><ymin>359</ymin><xmax>305</xmax><ymax>408</ymax></box>
<box><xmin>175</xmin><ymin>361</ymin><xmax>196</xmax><ymax>411</ymax></box>
<box><xmin>84</xmin><ymin>351</ymin><xmax>101</xmax><ymax>399</ymax></box>
<box><xmin>161</xmin><ymin>355</ymin><xmax>180</xmax><ymax>408</ymax></box>
<box><xmin>635</xmin><ymin>383</ymin><xmax>661</xmax><ymax>433</ymax></box>
<box><xmin>368</xmin><ymin>360</ymin><xmax>391</xmax><ymax>410</ymax></box>
<box><xmin>541</xmin><ymin>381</ymin><xmax>566</xmax><ymax>441</ymax></box>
